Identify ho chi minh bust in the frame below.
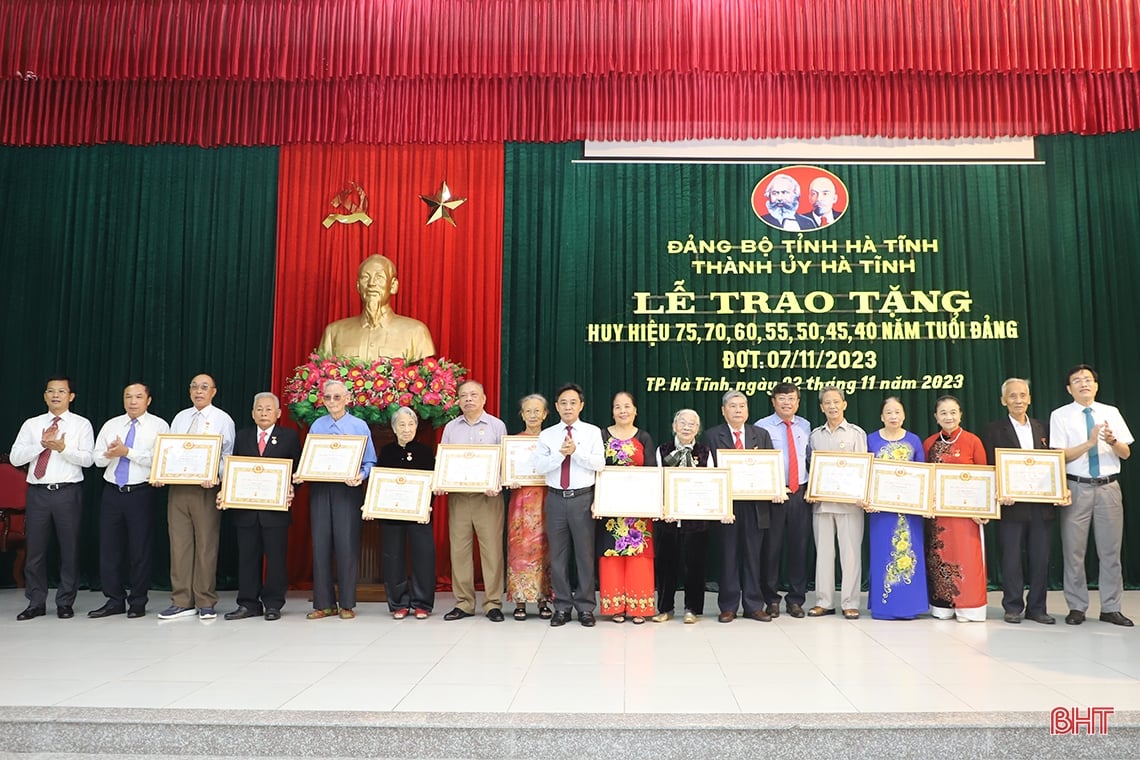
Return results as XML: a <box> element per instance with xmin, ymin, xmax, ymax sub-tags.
<box><xmin>318</xmin><ymin>255</ymin><xmax>436</xmax><ymax>362</ymax></box>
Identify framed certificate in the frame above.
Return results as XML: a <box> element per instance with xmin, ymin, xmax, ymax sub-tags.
<box><xmin>806</xmin><ymin>451</ymin><xmax>872</xmax><ymax>504</ymax></box>
<box><xmin>432</xmin><ymin>444</ymin><xmax>502</xmax><ymax>493</ymax></box>
<box><xmin>363</xmin><ymin>467</ymin><xmax>434</xmax><ymax>522</ymax></box>
<box><xmin>867</xmin><ymin>459</ymin><xmax>933</xmax><ymax>516</ymax></box>
<box><xmin>297</xmin><ymin>434</ymin><xmax>368</xmax><ymax>481</ymax></box>
<box><xmin>593</xmin><ymin>466</ymin><xmax>663</xmax><ymax>519</ymax></box>
<box><xmin>220</xmin><ymin>456</ymin><xmax>292</xmax><ymax>511</ymax></box>
<box><xmin>933</xmin><ymin>464</ymin><xmax>1000</xmax><ymax>519</ymax></box>
<box><xmin>717</xmin><ymin>449</ymin><xmax>786</xmax><ymax>500</ymax></box>
<box><xmin>663</xmin><ymin>469</ymin><xmax>731</xmax><ymax>521</ymax></box>
<box><xmin>501</xmin><ymin>435</ymin><xmax>545</xmax><ymax>486</ymax></box>
<box><xmin>994</xmin><ymin>448</ymin><xmax>1066</xmax><ymax>503</ymax></box>
<box><xmin>150</xmin><ymin>434</ymin><xmax>223</xmax><ymax>485</ymax></box>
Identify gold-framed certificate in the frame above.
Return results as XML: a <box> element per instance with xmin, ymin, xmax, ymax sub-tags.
<box><xmin>593</xmin><ymin>466</ymin><xmax>663</xmax><ymax>519</ymax></box>
<box><xmin>932</xmin><ymin>464</ymin><xmax>1000</xmax><ymax>519</ymax></box>
<box><xmin>432</xmin><ymin>444</ymin><xmax>502</xmax><ymax>493</ymax></box>
<box><xmin>867</xmin><ymin>459</ymin><xmax>933</xmax><ymax>516</ymax></box>
<box><xmin>297</xmin><ymin>434</ymin><xmax>368</xmax><ymax>482</ymax></box>
<box><xmin>500</xmin><ymin>435</ymin><xmax>545</xmax><ymax>486</ymax></box>
<box><xmin>220</xmin><ymin>456</ymin><xmax>292</xmax><ymax>511</ymax></box>
<box><xmin>362</xmin><ymin>467</ymin><xmax>434</xmax><ymax>522</ymax></box>
<box><xmin>806</xmin><ymin>451</ymin><xmax>872</xmax><ymax>504</ymax></box>
<box><xmin>663</xmin><ymin>469</ymin><xmax>731</xmax><ymax>521</ymax></box>
<box><xmin>994</xmin><ymin>448</ymin><xmax>1066</xmax><ymax>504</ymax></box>
<box><xmin>716</xmin><ymin>449</ymin><xmax>786</xmax><ymax>500</ymax></box>
<box><xmin>150</xmin><ymin>434</ymin><xmax>223</xmax><ymax>485</ymax></box>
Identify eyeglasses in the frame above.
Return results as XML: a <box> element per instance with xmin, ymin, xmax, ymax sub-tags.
<box><xmin>322</xmin><ymin>394</ymin><xmax>345</xmax><ymax>401</ymax></box>
<box><xmin>189</xmin><ymin>384</ymin><xmax>214</xmax><ymax>391</ymax></box>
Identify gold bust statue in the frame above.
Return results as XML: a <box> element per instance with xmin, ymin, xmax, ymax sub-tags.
<box><xmin>318</xmin><ymin>255</ymin><xmax>436</xmax><ymax>362</ymax></box>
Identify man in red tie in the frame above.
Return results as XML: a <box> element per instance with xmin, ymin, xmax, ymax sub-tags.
<box><xmin>219</xmin><ymin>392</ymin><xmax>301</xmax><ymax>621</ymax></box>
<box><xmin>531</xmin><ymin>383</ymin><xmax>606</xmax><ymax>627</ymax></box>
<box><xmin>703</xmin><ymin>390</ymin><xmax>780</xmax><ymax>623</ymax></box>
<box><xmin>755</xmin><ymin>382</ymin><xmax>813</xmax><ymax>618</ymax></box>
<box><xmin>9</xmin><ymin>376</ymin><xmax>95</xmax><ymax>621</ymax></box>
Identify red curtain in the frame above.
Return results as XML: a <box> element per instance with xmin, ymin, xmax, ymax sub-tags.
<box><xmin>4</xmin><ymin>72</ymin><xmax>1140</xmax><ymax>146</ymax></box>
<box><xmin>3</xmin><ymin>0</ymin><xmax>1140</xmax><ymax>145</ymax></box>
<box><xmin>272</xmin><ymin>143</ymin><xmax>505</xmax><ymax>587</ymax></box>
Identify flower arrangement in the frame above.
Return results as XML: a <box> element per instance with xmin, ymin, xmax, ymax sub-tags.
<box><xmin>284</xmin><ymin>352</ymin><xmax>468</xmax><ymax>428</ymax></box>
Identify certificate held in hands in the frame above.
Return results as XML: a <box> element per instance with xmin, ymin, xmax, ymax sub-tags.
<box><xmin>994</xmin><ymin>448</ymin><xmax>1065</xmax><ymax>504</ymax></box>
<box><xmin>806</xmin><ymin>451</ymin><xmax>872</xmax><ymax>504</ymax></box>
<box><xmin>297</xmin><ymin>434</ymin><xmax>368</xmax><ymax>482</ymax></box>
<box><xmin>220</xmin><ymin>456</ymin><xmax>293</xmax><ymax>511</ymax></box>
<box><xmin>150</xmin><ymin>434</ymin><xmax>223</xmax><ymax>485</ymax></box>
<box><xmin>432</xmin><ymin>444</ymin><xmax>502</xmax><ymax>493</ymax></box>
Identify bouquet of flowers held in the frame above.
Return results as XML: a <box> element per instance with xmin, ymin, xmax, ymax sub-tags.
<box><xmin>285</xmin><ymin>352</ymin><xmax>468</xmax><ymax>428</ymax></box>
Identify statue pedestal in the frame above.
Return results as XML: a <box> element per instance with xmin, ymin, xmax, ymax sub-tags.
<box><xmin>355</xmin><ymin>420</ymin><xmax>437</xmax><ymax>603</ymax></box>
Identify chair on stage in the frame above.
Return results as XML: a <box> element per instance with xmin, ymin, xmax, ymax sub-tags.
<box><xmin>0</xmin><ymin>456</ymin><xmax>29</xmax><ymax>588</ymax></box>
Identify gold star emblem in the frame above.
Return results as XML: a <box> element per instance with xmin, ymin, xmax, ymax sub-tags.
<box><xmin>419</xmin><ymin>181</ymin><xmax>467</xmax><ymax>227</ymax></box>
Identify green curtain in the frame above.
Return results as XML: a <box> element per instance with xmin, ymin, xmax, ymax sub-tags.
<box><xmin>502</xmin><ymin>134</ymin><xmax>1140</xmax><ymax>590</ymax></box>
<box><xmin>0</xmin><ymin>145</ymin><xmax>278</xmax><ymax>590</ymax></box>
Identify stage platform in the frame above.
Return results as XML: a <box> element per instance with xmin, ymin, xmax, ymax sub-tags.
<box><xmin>0</xmin><ymin>589</ymin><xmax>1137</xmax><ymax>758</ymax></box>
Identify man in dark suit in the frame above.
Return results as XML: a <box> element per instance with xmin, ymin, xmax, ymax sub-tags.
<box><xmin>982</xmin><ymin>378</ymin><xmax>1059</xmax><ymax>625</ymax></box>
<box><xmin>758</xmin><ymin>173</ymin><xmax>818</xmax><ymax>231</ymax></box>
<box><xmin>220</xmin><ymin>392</ymin><xmax>301</xmax><ymax>621</ymax></box>
<box><xmin>703</xmin><ymin>390</ymin><xmax>782</xmax><ymax>623</ymax></box>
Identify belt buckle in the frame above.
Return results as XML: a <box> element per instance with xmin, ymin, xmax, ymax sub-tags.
<box><xmin>119</xmin><ymin>484</ymin><xmax>131</xmax><ymax>493</ymax></box>
<box><xmin>563</xmin><ymin>488</ymin><xmax>577</xmax><ymax>498</ymax></box>
<box><xmin>46</xmin><ymin>483</ymin><xmax>61</xmax><ymax>491</ymax></box>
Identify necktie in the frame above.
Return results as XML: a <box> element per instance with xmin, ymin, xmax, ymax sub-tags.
<box><xmin>560</xmin><ymin>426</ymin><xmax>573</xmax><ymax>488</ymax></box>
<box><xmin>783</xmin><ymin>419</ymin><xmax>799</xmax><ymax>492</ymax></box>
<box><xmin>733</xmin><ymin>430</ymin><xmax>744</xmax><ymax>450</ymax></box>
<box><xmin>818</xmin><ymin>216</ymin><xmax>828</xmax><ymax>227</ymax></box>
<box><xmin>114</xmin><ymin>418</ymin><xmax>138</xmax><ymax>486</ymax></box>
<box><xmin>258</xmin><ymin>430</ymin><xmax>268</xmax><ymax>455</ymax></box>
<box><xmin>189</xmin><ymin>411</ymin><xmax>203</xmax><ymax>434</ymax></box>
<box><xmin>1084</xmin><ymin>407</ymin><xmax>1100</xmax><ymax>477</ymax></box>
<box><xmin>34</xmin><ymin>416</ymin><xmax>61</xmax><ymax>479</ymax></box>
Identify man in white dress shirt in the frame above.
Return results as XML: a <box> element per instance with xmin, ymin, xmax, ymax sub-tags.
<box><xmin>531</xmin><ymin>383</ymin><xmax>606</xmax><ymax>627</ymax></box>
<box><xmin>9</xmin><ymin>375</ymin><xmax>95</xmax><ymax>621</ymax></box>
<box><xmin>89</xmin><ymin>382</ymin><xmax>169</xmax><ymax>619</ymax></box>
<box><xmin>1049</xmin><ymin>364</ymin><xmax>1134</xmax><ymax>627</ymax></box>
<box><xmin>157</xmin><ymin>373</ymin><xmax>235</xmax><ymax>621</ymax></box>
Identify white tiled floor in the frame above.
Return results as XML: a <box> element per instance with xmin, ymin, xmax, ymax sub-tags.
<box><xmin>1</xmin><ymin>589</ymin><xmax>1138</xmax><ymax>715</ymax></box>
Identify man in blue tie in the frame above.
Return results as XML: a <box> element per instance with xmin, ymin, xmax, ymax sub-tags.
<box><xmin>90</xmin><ymin>383</ymin><xmax>169</xmax><ymax>618</ymax></box>
<box><xmin>1049</xmin><ymin>365</ymin><xmax>1134</xmax><ymax>627</ymax></box>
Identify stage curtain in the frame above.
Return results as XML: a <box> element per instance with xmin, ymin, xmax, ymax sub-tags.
<box><xmin>272</xmin><ymin>143</ymin><xmax>505</xmax><ymax>589</ymax></box>
<box><xmin>0</xmin><ymin>145</ymin><xmax>278</xmax><ymax>590</ymax></box>
<box><xmin>4</xmin><ymin>73</ymin><xmax>1140</xmax><ymax>146</ymax></box>
<box><xmin>4</xmin><ymin>0</ymin><xmax>1137</xmax><ymax>80</ymax></box>
<box><xmin>501</xmin><ymin>135</ymin><xmax>1140</xmax><ymax>591</ymax></box>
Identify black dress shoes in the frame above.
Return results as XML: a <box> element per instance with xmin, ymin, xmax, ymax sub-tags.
<box><xmin>88</xmin><ymin>604</ymin><xmax>126</xmax><ymax>619</ymax></box>
<box><xmin>57</xmin><ymin>606</ymin><xmax>74</xmax><ymax>619</ymax></box>
<box><xmin>17</xmin><ymin>606</ymin><xmax>46</xmax><ymax>621</ymax></box>
<box><xmin>1026</xmin><ymin>612</ymin><xmax>1055</xmax><ymax>625</ymax></box>
<box><xmin>444</xmin><ymin>607</ymin><xmax>473</xmax><ymax>621</ymax></box>
<box><xmin>486</xmin><ymin>608</ymin><xmax>505</xmax><ymax>622</ymax></box>
<box><xmin>1065</xmin><ymin>610</ymin><xmax>1086</xmax><ymax>625</ymax></box>
<box><xmin>127</xmin><ymin>607</ymin><xmax>146</xmax><ymax>619</ymax></box>
<box><xmin>764</xmin><ymin>603</ymin><xmax>781</xmax><ymax>619</ymax></box>
<box><xmin>264</xmin><ymin>609</ymin><xmax>281</xmax><ymax>621</ymax></box>
<box><xmin>1003</xmin><ymin>612</ymin><xmax>1022</xmax><ymax>624</ymax></box>
<box><xmin>550</xmin><ymin>609</ymin><xmax>572</xmax><ymax>627</ymax></box>
<box><xmin>578</xmin><ymin>611</ymin><xmax>596</xmax><ymax>627</ymax></box>
<box><xmin>224</xmin><ymin>606</ymin><xmax>260</xmax><ymax>621</ymax></box>
<box><xmin>786</xmin><ymin>603</ymin><xmax>805</xmax><ymax>619</ymax></box>
<box><xmin>1099</xmin><ymin>611</ymin><xmax>1135</xmax><ymax>627</ymax></box>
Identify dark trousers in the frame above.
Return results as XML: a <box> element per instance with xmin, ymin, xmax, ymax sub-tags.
<box><xmin>999</xmin><ymin>517</ymin><xmax>1052</xmax><ymax>616</ymax></box>
<box><xmin>545</xmin><ymin>489</ymin><xmax>596</xmax><ymax>614</ymax></box>
<box><xmin>310</xmin><ymin>482</ymin><xmax>363</xmax><ymax>611</ymax></box>
<box><xmin>717</xmin><ymin>501</ymin><xmax>766</xmax><ymax>615</ymax></box>
<box><xmin>760</xmin><ymin>486</ymin><xmax>811</xmax><ymax>607</ymax></box>
<box><xmin>381</xmin><ymin>518</ymin><xmax>437</xmax><ymax>612</ymax></box>
<box><xmin>99</xmin><ymin>483</ymin><xmax>155</xmax><ymax>610</ymax></box>
<box><xmin>655</xmin><ymin>521</ymin><xmax>708</xmax><ymax>614</ymax></box>
<box><xmin>235</xmin><ymin>517</ymin><xmax>290</xmax><ymax>612</ymax></box>
<box><xmin>25</xmin><ymin>483</ymin><xmax>83</xmax><ymax>609</ymax></box>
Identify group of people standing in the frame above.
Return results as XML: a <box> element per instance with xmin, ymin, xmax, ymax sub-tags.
<box><xmin>9</xmin><ymin>366</ymin><xmax>1134</xmax><ymax>631</ymax></box>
